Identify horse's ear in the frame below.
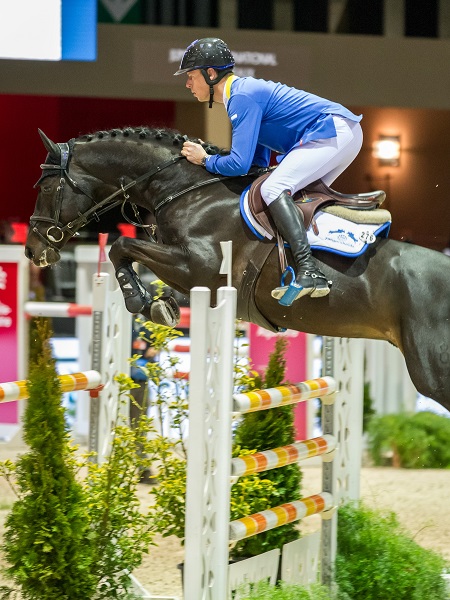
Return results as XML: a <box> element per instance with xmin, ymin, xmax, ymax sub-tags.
<box><xmin>38</xmin><ymin>128</ymin><xmax>60</xmax><ymax>159</ymax></box>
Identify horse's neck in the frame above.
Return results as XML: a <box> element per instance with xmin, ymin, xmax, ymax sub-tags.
<box><xmin>77</xmin><ymin>140</ymin><xmax>182</xmax><ymax>197</ymax></box>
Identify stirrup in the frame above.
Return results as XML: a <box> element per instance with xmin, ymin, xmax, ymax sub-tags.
<box><xmin>271</xmin><ymin>267</ymin><xmax>309</xmax><ymax>305</ymax></box>
<box><xmin>271</xmin><ymin>267</ymin><xmax>331</xmax><ymax>306</ymax></box>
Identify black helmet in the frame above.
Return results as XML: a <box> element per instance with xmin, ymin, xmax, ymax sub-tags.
<box><xmin>174</xmin><ymin>38</ymin><xmax>235</xmax><ymax>76</ymax></box>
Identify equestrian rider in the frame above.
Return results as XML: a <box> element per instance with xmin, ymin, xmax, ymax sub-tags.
<box><xmin>175</xmin><ymin>37</ymin><xmax>363</xmax><ymax>303</ymax></box>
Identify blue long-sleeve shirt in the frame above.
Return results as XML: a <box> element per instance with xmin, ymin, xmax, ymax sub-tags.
<box><xmin>205</xmin><ymin>76</ymin><xmax>362</xmax><ymax>176</ymax></box>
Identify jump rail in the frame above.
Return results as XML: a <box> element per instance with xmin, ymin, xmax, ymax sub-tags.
<box><xmin>25</xmin><ymin>301</ymin><xmax>92</xmax><ymax>317</ymax></box>
<box><xmin>230</xmin><ymin>434</ymin><xmax>337</xmax><ymax>477</ymax></box>
<box><xmin>233</xmin><ymin>377</ymin><xmax>337</xmax><ymax>413</ymax></box>
<box><xmin>0</xmin><ymin>370</ymin><xmax>102</xmax><ymax>403</ymax></box>
<box><xmin>229</xmin><ymin>492</ymin><xmax>334</xmax><ymax>541</ymax></box>
<box><xmin>25</xmin><ymin>301</ymin><xmax>191</xmax><ymax>328</ymax></box>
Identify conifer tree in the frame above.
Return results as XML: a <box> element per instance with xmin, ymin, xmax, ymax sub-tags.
<box><xmin>232</xmin><ymin>337</ymin><xmax>302</xmax><ymax>557</ymax></box>
<box><xmin>1</xmin><ymin>320</ymin><xmax>96</xmax><ymax>599</ymax></box>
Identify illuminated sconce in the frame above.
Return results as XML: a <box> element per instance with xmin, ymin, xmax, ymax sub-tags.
<box><xmin>373</xmin><ymin>135</ymin><xmax>401</xmax><ymax>166</ymax></box>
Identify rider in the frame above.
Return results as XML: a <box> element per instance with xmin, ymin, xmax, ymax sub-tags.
<box><xmin>175</xmin><ymin>37</ymin><xmax>364</xmax><ymax>303</ymax></box>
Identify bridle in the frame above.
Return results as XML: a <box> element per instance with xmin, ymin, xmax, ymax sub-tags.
<box><xmin>29</xmin><ymin>140</ymin><xmax>188</xmax><ymax>251</ymax></box>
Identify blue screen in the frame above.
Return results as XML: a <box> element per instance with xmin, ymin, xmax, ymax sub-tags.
<box><xmin>62</xmin><ymin>0</ymin><xmax>97</xmax><ymax>61</ymax></box>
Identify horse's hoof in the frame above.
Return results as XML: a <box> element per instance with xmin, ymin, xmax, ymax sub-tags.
<box><xmin>150</xmin><ymin>298</ymin><xmax>180</xmax><ymax>327</ymax></box>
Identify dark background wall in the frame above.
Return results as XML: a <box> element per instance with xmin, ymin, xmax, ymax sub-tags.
<box><xmin>0</xmin><ymin>94</ymin><xmax>175</xmax><ymax>224</ymax></box>
<box><xmin>0</xmin><ymin>13</ymin><xmax>449</xmax><ymax>250</ymax></box>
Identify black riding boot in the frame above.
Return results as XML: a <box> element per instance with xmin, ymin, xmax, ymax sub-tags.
<box><xmin>268</xmin><ymin>191</ymin><xmax>330</xmax><ymax>301</ymax></box>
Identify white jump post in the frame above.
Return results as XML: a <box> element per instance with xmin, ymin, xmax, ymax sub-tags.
<box><xmin>321</xmin><ymin>336</ymin><xmax>364</xmax><ymax>585</ymax></box>
<box><xmin>74</xmin><ymin>245</ymin><xmax>116</xmax><ymax>440</ymax></box>
<box><xmin>24</xmin><ymin>270</ymin><xmax>132</xmax><ymax>464</ymax></box>
<box><xmin>89</xmin><ymin>271</ymin><xmax>132</xmax><ymax>463</ymax></box>
<box><xmin>184</xmin><ymin>285</ymin><xmax>237</xmax><ymax>600</ymax></box>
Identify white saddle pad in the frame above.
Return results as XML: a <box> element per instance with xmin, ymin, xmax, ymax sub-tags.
<box><xmin>241</xmin><ymin>191</ymin><xmax>391</xmax><ymax>257</ymax></box>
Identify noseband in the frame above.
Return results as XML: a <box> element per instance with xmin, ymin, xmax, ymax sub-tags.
<box><xmin>30</xmin><ymin>141</ymin><xmax>186</xmax><ymax>251</ymax></box>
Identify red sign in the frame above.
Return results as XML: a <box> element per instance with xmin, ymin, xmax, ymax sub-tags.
<box><xmin>0</xmin><ymin>261</ymin><xmax>19</xmax><ymax>422</ymax></box>
<box><xmin>248</xmin><ymin>324</ymin><xmax>309</xmax><ymax>440</ymax></box>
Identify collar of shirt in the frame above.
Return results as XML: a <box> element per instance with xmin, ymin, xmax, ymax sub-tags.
<box><xmin>223</xmin><ymin>75</ymin><xmax>239</xmax><ymax>108</ymax></box>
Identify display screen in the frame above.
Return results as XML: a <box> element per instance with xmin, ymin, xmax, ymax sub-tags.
<box><xmin>0</xmin><ymin>0</ymin><xmax>97</xmax><ymax>61</ymax></box>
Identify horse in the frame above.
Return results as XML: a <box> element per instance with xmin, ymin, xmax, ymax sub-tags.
<box><xmin>25</xmin><ymin>127</ymin><xmax>450</xmax><ymax>410</ymax></box>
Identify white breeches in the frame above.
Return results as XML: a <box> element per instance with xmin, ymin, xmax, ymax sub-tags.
<box><xmin>260</xmin><ymin>116</ymin><xmax>363</xmax><ymax>205</ymax></box>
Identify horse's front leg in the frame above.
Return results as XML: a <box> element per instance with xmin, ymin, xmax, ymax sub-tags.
<box><xmin>109</xmin><ymin>236</ymin><xmax>189</xmax><ymax>327</ymax></box>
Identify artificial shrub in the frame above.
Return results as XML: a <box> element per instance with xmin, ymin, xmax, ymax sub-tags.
<box><xmin>335</xmin><ymin>502</ymin><xmax>448</xmax><ymax>600</ymax></box>
<box><xmin>367</xmin><ymin>411</ymin><xmax>450</xmax><ymax>468</ymax></box>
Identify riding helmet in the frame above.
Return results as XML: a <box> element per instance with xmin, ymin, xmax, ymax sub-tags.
<box><xmin>174</xmin><ymin>38</ymin><xmax>235</xmax><ymax>76</ymax></box>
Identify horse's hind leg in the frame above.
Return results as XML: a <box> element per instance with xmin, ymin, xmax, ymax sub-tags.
<box><xmin>115</xmin><ymin>263</ymin><xmax>152</xmax><ymax>314</ymax></box>
<box><xmin>401</xmin><ymin>323</ymin><xmax>450</xmax><ymax>412</ymax></box>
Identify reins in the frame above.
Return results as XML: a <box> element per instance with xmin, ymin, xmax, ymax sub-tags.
<box><xmin>153</xmin><ymin>175</ymin><xmax>225</xmax><ymax>215</ymax></box>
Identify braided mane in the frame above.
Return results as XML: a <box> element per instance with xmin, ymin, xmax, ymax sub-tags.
<box><xmin>77</xmin><ymin>126</ymin><xmax>223</xmax><ymax>155</ymax></box>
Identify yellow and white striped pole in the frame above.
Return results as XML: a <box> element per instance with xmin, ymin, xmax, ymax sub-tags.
<box><xmin>0</xmin><ymin>370</ymin><xmax>102</xmax><ymax>403</ymax></box>
<box><xmin>231</xmin><ymin>434</ymin><xmax>337</xmax><ymax>477</ymax></box>
<box><xmin>233</xmin><ymin>376</ymin><xmax>336</xmax><ymax>413</ymax></box>
<box><xmin>229</xmin><ymin>492</ymin><xmax>334</xmax><ymax>541</ymax></box>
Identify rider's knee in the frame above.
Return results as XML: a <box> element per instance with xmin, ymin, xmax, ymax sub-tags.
<box><xmin>261</xmin><ymin>179</ymin><xmax>294</xmax><ymax>206</ymax></box>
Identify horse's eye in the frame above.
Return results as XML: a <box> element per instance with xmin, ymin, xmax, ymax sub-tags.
<box><xmin>42</xmin><ymin>185</ymin><xmax>52</xmax><ymax>194</ymax></box>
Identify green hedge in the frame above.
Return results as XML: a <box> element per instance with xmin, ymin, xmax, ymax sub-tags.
<box><xmin>367</xmin><ymin>411</ymin><xmax>450</xmax><ymax>468</ymax></box>
<box><xmin>336</xmin><ymin>503</ymin><xmax>448</xmax><ymax>599</ymax></box>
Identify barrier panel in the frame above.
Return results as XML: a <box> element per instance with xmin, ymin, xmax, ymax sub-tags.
<box><xmin>0</xmin><ymin>245</ymin><xmax>29</xmax><ymax>437</ymax></box>
<box><xmin>184</xmin><ymin>286</ymin><xmax>340</xmax><ymax>600</ymax></box>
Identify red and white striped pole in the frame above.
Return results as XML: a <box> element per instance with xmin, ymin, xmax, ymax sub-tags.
<box><xmin>24</xmin><ymin>302</ymin><xmax>92</xmax><ymax>318</ymax></box>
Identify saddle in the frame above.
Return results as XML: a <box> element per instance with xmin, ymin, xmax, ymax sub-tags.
<box><xmin>248</xmin><ymin>172</ymin><xmax>386</xmax><ymax>237</ymax></box>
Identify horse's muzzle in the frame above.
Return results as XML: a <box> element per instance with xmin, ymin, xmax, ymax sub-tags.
<box><xmin>25</xmin><ymin>244</ymin><xmax>60</xmax><ymax>267</ymax></box>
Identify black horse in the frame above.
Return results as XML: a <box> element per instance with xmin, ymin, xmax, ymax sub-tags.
<box><xmin>25</xmin><ymin>127</ymin><xmax>450</xmax><ymax>410</ymax></box>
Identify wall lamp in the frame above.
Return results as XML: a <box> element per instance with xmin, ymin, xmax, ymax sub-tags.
<box><xmin>373</xmin><ymin>135</ymin><xmax>401</xmax><ymax>167</ymax></box>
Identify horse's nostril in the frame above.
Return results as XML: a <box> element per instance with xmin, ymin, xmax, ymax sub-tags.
<box><xmin>24</xmin><ymin>246</ymin><xmax>33</xmax><ymax>260</ymax></box>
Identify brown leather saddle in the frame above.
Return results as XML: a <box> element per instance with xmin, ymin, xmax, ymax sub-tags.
<box><xmin>248</xmin><ymin>171</ymin><xmax>386</xmax><ymax>237</ymax></box>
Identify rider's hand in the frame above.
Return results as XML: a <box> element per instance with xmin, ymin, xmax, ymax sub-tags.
<box><xmin>181</xmin><ymin>141</ymin><xmax>207</xmax><ymax>166</ymax></box>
